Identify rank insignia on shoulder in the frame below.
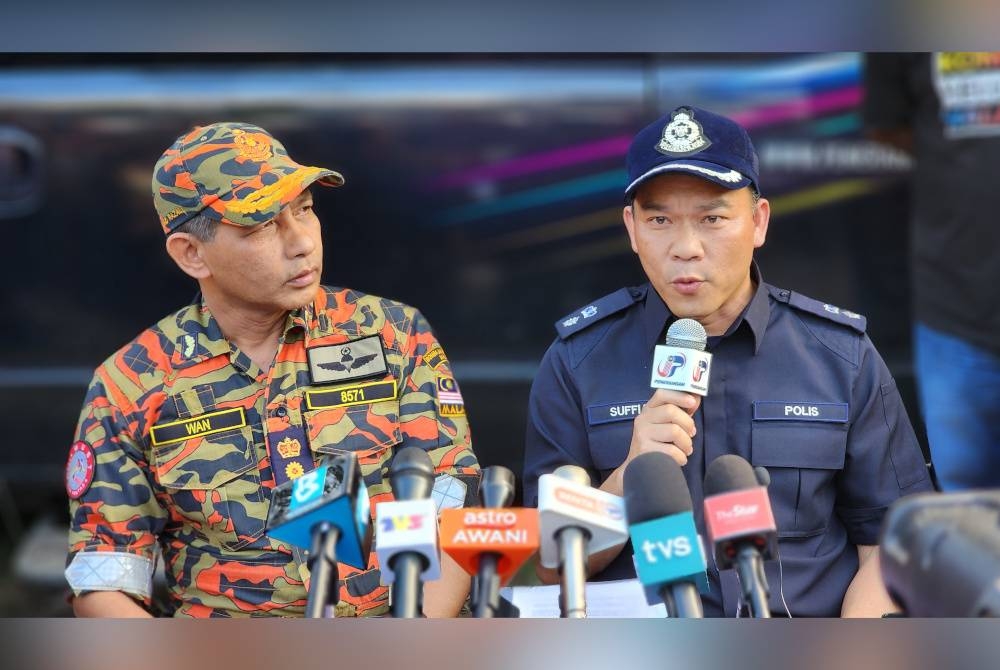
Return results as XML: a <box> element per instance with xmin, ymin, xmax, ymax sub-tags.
<box><xmin>555</xmin><ymin>287</ymin><xmax>642</xmax><ymax>339</ymax></box>
<box><xmin>772</xmin><ymin>287</ymin><xmax>867</xmax><ymax>334</ymax></box>
<box><xmin>307</xmin><ymin>335</ymin><xmax>388</xmax><ymax>385</ymax></box>
<box><xmin>66</xmin><ymin>441</ymin><xmax>95</xmax><ymax>499</ymax></box>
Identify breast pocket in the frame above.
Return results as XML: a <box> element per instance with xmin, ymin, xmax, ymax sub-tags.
<box><xmin>151</xmin><ymin>418</ymin><xmax>266</xmax><ymax>552</ymax></box>
<box><xmin>750</xmin><ymin>421</ymin><xmax>847</xmax><ymax>538</ymax></box>
<box><xmin>303</xmin><ymin>382</ymin><xmax>402</xmax><ymax>491</ymax></box>
<box><xmin>587</xmin><ymin>421</ymin><xmax>633</xmax><ymax>481</ymax></box>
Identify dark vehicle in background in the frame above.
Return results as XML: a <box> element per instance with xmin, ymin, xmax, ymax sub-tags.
<box><xmin>0</xmin><ymin>54</ymin><xmax>916</xmax><ymax>615</ymax></box>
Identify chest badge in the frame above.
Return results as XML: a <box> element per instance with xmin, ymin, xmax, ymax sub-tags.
<box><xmin>307</xmin><ymin>334</ymin><xmax>388</xmax><ymax>385</ymax></box>
<box><xmin>276</xmin><ymin>437</ymin><xmax>303</xmax><ymax>459</ymax></box>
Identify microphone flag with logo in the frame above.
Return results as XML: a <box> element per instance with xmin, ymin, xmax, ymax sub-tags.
<box><xmin>650</xmin><ymin>318</ymin><xmax>712</xmax><ymax>396</ymax></box>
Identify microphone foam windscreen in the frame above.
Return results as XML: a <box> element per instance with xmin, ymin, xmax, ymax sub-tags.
<box><xmin>703</xmin><ymin>454</ymin><xmax>759</xmax><ymax>497</ymax></box>
<box><xmin>391</xmin><ymin>446</ymin><xmax>434</xmax><ymax>478</ymax></box>
<box><xmin>624</xmin><ymin>452</ymin><xmax>693</xmax><ymax>524</ymax></box>
<box><xmin>666</xmin><ymin>318</ymin><xmax>708</xmax><ymax>351</ymax></box>
<box><xmin>479</xmin><ymin>465</ymin><xmax>516</xmax><ymax>509</ymax></box>
<box><xmin>390</xmin><ymin>446</ymin><xmax>435</xmax><ymax>500</ymax></box>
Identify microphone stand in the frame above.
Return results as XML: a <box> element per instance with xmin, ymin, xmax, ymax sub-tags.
<box><xmin>558</xmin><ymin>526</ymin><xmax>588</xmax><ymax>618</ymax></box>
<box><xmin>306</xmin><ymin>521</ymin><xmax>341</xmax><ymax>618</ymax></box>
<box><xmin>391</xmin><ymin>552</ymin><xmax>427</xmax><ymax>619</ymax></box>
<box><xmin>736</xmin><ymin>544</ymin><xmax>771</xmax><ymax>618</ymax></box>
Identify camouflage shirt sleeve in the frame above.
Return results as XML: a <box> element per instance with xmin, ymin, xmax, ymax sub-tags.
<box><xmin>65</xmin><ymin>368</ymin><xmax>168</xmax><ymax>604</ymax></box>
<box><xmin>396</xmin><ymin>309</ymin><xmax>480</xmax><ymax>507</ymax></box>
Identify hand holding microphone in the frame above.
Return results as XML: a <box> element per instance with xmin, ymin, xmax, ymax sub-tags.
<box><xmin>628</xmin><ymin>389</ymin><xmax>699</xmax><ymax>468</ymax></box>
<box><xmin>628</xmin><ymin>317</ymin><xmax>712</xmax><ymax>469</ymax></box>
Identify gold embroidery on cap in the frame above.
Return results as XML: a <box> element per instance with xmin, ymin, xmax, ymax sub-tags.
<box><xmin>231</xmin><ymin>128</ymin><xmax>273</xmax><ymax>162</ymax></box>
<box><xmin>226</xmin><ymin>167</ymin><xmax>324</xmax><ymax>216</ymax></box>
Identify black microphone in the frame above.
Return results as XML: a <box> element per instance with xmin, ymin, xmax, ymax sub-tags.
<box><xmin>385</xmin><ymin>446</ymin><xmax>438</xmax><ymax>618</ymax></box>
<box><xmin>472</xmin><ymin>466</ymin><xmax>516</xmax><ymax>618</ymax></box>
<box><xmin>624</xmin><ymin>452</ymin><xmax>707</xmax><ymax>618</ymax></box>
<box><xmin>703</xmin><ymin>455</ymin><xmax>777</xmax><ymax>619</ymax></box>
<box><xmin>880</xmin><ymin>491</ymin><xmax>1000</xmax><ymax>617</ymax></box>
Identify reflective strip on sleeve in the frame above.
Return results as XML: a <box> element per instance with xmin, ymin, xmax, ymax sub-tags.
<box><xmin>65</xmin><ymin>551</ymin><xmax>155</xmax><ymax>600</ymax></box>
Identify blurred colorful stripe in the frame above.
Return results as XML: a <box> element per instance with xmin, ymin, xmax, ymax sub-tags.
<box><xmin>432</xmin><ymin>55</ymin><xmax>870</xmax><ymax>229</ymax></box>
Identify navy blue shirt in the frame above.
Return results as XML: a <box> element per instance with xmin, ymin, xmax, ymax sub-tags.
<box><xmin>523</xmin><ymin>268</ymin><xmax>933</xmax><ymax>617</ymax></box>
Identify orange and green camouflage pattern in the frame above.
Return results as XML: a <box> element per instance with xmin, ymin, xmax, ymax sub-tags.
<box><xmin>66</xmin><ymin>286</ymin><xmax>480</xmax><ymax>617</ymax></box>
<box><xmin>152</xmin><ymin>122</ymin><xmax>344</xmax><ymax>234</ymax></box>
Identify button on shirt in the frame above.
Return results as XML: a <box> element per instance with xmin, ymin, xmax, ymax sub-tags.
<box><xmin>523</xmin><ymin>269</ymin><xmax>932</xmax><ymax>617</ymax></box>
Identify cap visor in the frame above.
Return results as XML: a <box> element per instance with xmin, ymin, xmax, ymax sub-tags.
<box><xmin>311</xmin><ymin>168</ymin><xmax>345</xmax><ymax>188</ymax></box>
<box><xmin>221</xmin><ymin>164</ymin><xmax>345</xmax><ymax>226</ymax></box>
<box><xmin>625</xmin><ymin>160</ymin><xmax>750</xmax><ymax>195</ymax></box>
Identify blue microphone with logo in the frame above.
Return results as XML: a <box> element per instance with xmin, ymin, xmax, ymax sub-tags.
<box><xmin>624</xmin><ymin>451</ymin><xmax>708</xmax><ymax>618</ymax></box>
<box><xmin>266</xmin><ymin>452</ymin><xmax>373</xmax><ymax>618</ymax></box>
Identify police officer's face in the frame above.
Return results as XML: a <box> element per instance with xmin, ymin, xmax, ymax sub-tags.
<box><xmin>199</xmin><ymin>190</ymin><xmax>324</xmax><ymax>313</ymax></box>
<box><xmin>623</xmin><ymin>173</ymin><xmax>769</xmax><ymax>335</ymax></box>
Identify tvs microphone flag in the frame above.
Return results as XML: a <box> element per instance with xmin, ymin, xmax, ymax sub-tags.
<box><xmin>624</xmin><ymin>452</ymin><xmax>708</xmax><ymax>617</ymax></box>
<box><xmin>650</xmin><ymin>318</ymin><xmax>712</xmax><ymax>396</ymax></box>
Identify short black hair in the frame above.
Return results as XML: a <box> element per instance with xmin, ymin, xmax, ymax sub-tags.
<box><xmin>171</xmin><ymin>213</ymin><xmax>219</xmax><ymax>242</ymax></box>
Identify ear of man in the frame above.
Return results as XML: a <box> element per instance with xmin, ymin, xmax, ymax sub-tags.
<box><xmin>165</xmin><ymin>232</ymin><xmax>212</xmax><ymax>280</ymax></box>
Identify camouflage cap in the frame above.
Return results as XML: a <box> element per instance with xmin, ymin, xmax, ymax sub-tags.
<box><xmin>152</xmin><ymin>122</ymin><xmax>344</xmax><ymax>234</ymax></box>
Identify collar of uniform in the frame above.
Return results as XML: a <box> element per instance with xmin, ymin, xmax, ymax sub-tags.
<box><xmin>298</xmin><ymin>284</ymin><xmax>339</xmax><ymax>347</ymax></box>
<box><xmin>284</xmin><ymin>298</ymin><xmax>313</xmax><ymax>344</ymax></box>
<box><xmin>169</xmin><ymin>300</ymin><xmax>234</xmax><ymax>368</ymax></box>
<box><xmin>744</xmin><ymin>263</ymin><xmax>770</xmax><ymax>354</ymax></box>
<box><xmin>641</xmin><ymin>261</ymin><xmax>770</xmax><ymax>354</ymax></box>
<box><xmin>642</xmin><ymin>284</ymin><xmax>671</xmax><ymax>352</ymax></box>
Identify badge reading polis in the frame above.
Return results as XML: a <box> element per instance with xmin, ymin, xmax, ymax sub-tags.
<box><xmin>307</xmin><ymin>335</ymin><xmax>388</xmax><ymax>385</ymax></box>
<box><xmin>657</xmin><ymin>108</ymin><xmax>710</xmax><ymax>157</ymax></box>
<box><xmin>66</xmin><ymin>441</ymin><xmax>95</xmax><ymax>499</ymax></box>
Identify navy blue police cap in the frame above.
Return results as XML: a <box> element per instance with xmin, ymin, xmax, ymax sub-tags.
<box><xmin>625</xmin><ymin>106</ymin><xmax>760</xmax><ymax>198</ymax></box>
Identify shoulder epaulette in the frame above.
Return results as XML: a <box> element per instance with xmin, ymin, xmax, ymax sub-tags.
<box><xmin>554</xmin><ymin>287</ymin><xmax>645</xmax><ymax>339</ymax></box>
<box><xmin>768</xmin><ymin>285</ymin><xmax>867</xmax><ymax>334</ymax></box>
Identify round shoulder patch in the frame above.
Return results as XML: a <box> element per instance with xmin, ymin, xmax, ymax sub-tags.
<box><xmin>66</xmin><ymin>441</ymin><xmax>96</xmax><ymax>499</ymax></box>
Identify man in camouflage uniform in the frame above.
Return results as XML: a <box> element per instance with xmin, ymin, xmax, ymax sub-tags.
<box><xmin>64</xmin><ymin>122</ymin><xmax>480</xmax><ymax>617</ymax></box>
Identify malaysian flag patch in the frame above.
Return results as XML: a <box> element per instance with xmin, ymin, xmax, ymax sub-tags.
<box><xmin>436</xmin><ymin>374</ymin><xmax>465</xmax><ymax>418</ymax></box>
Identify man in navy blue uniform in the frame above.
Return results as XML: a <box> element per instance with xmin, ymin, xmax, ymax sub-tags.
<box><xmin>523</xmin><ymin>106</ymin><xmax>934</xmax><ymax>617</ymax></box>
